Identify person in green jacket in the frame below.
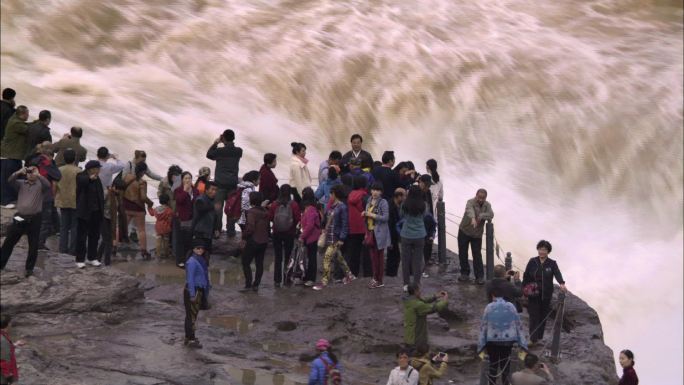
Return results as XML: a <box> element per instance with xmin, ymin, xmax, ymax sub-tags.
<box><xmin>1</xmin><ymin>105</ymin><xmax>29</xmax><ymax>207</ymax></box>
<box><xmin>403</xmin><ymin>284</ymin><xmax>448</xmax><ymax>348</ymax></box>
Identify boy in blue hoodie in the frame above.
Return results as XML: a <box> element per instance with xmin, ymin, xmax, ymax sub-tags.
<box><xmin>184</xmin><ymin>239</ymin><xmax>210</xmax><ymax>348</ymax></box>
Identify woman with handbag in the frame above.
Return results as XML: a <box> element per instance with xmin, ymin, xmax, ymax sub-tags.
<box><xmin>522</xmin><ymin>240</ymin><xmax>567</xmax><ymax>345</ymax></box>
<box><xmin>362</xmin><ymin>182</ymin><xmax>391</xmax><ymax>289</ymax></box>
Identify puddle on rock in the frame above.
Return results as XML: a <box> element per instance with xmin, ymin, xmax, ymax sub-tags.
<box><xmin>225</xmin><ymin>367</ymin><xmax>306</xmax><ymax>385</ymax></box>
<box><xmin>204</xmin><ymin>315</ymin><xmax>254</xmax><ymax>334</ymax></box>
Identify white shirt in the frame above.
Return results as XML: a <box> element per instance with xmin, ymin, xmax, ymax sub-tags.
<box><xmin>96</xmin><ymin>158</ymin><xmax>125</xmax><ymax>190</ymax></box>
<box><xmin>386</xmin><ymin>366</ymin><xmax>419</xmax><ymax>385</ymax></box>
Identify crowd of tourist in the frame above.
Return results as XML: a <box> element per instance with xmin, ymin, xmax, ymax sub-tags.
<box><xmin>0</xmin><ymin>88</ymin><xmax>638</xmax><ymax>385</ymax></box>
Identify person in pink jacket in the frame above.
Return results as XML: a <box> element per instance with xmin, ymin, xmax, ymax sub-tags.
<box><xmin>299</xmin><ymin>187</ymin><xmax>322</xmax><ymax>286</ymax></box>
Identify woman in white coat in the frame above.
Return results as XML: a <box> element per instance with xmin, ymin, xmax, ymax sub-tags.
<box><xmin>289</xmin><ymin>142</ymin><xmax>312</xmax><ymax>203</ymax></box>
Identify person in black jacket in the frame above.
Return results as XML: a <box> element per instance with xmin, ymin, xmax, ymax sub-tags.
<box><xmin>75</xmin><ymin>160</ymin><xmax>104</xmax><ymax>269</ymax></box>
<box><xmin>341</xmin><ymin>134</ymin><xmax>374</xmax><ymax>171</ymax></box>
<box><xmin>385</xmin><ymin>187</ymin><xmax>405</xmax><ymax>277</ymax></box>
<box><xmin>206</xmin><ymin>129</ymin><xmax>242</xmax><ymax>237</ymax></box>
<box><xmin>24</xmin><ymin>110</ymin><xmax>52</xmax><ymax>159</ymax></box>
<box><xmin>371</xmin><ymin>151</ymin><xmax>401</xmax><ymax>201</ymax></box>
<box><xmin>486</xmin><ymin>264</ymin><xmax>523</xmax><ymax>311</ymax></box>
<box><xmin>522</xmin><ymin>240</ymin><xmax>567</xmax><ymax>344</ymax></box>
<box><xmin>192</xmin><ymin>181</ymin><xmax>218</xmax><ymax>253</ymax></box>
<box><xmin>0</xmin><ymin>88</ymin><xmax>16</xmax><ymax>141</ymax></box>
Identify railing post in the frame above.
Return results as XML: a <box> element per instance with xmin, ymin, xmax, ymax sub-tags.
<box><xmin>485</xmin><ymin>221</ymin><xmax>494</xmax><ymax>280</ymax></box>
<box><xmin>479</xmin><ymin>355</ymin><xmax>490</xmax><ymax>385</ymax></box>
<box><xmin>437</xmin><ymin>201</ymin><xmax>447</xmax><ymax>265</ymax></box>
<box><xmin>550</xmin><ymin>291</ymin><xmax>566</xmax><ymax>363</ymax></box>
<box><xmin>505</xmin><ymin>251</ymin><xmax>512</xmax><ymax>271</ymax></box>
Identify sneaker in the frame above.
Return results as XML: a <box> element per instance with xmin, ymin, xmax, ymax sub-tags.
<box><xmin>87</xmin><ymin>260</ymin><xmax>102</xmax><ymax>267</ymax></box>
<box><xmin>76</xmin><ymin>262</ymin><xmax>86</xmax><ymax>269</ymax></box>
<box><xmin>313</xmin><ymin>283</ymin><xmax>327</xmax><ymax>291</ymax></box>
<box><xmin>342</xmin><ymin>274</ymin><xmax>356</xmax><ymax>285</ymax></box>
<box><xmin>403</xmin><ymin>285</ymin><xmax>408</xmax><ymax>293</ymax></box>
<box><xmin>475</xmin><ymin>278</ymin><xmax>485</xmax><ymax>285</ymax></box>
<box><xmin>2</xmin><ymin>203</ymin><xmax>16</xmax><ymax>209</ymax></box>
<box><xmin>367</xmin><ymin>279</ymin><xmax>377</xmax><ymax>289</ymax></box>
<box><xmin>304</xmin><ymin>281</ymin><xmax>315</xmax><ymax>287</ymax></box>
<box><xmin>457</xmin><ymin>274</ymin><xmax>470</xmax><ymax>282</ymax></box>
<box><xmin>186</xmin><ymin>339</ymin><xmax>203</xmax><ymax>349</ymax></box>
<box><xmin>375</xmin><ymin>282</ymin><xmax>385</xmax><ymax>288</ymax></box>
<box><xmin>177</xmin><ymin>262</ymin><xmax>185</xmax><ymax>268</ymax></box>
<box><xmin>422</xmin><ymin>272</ymin><xmax>429</xmax><ymax>278</ymax></box>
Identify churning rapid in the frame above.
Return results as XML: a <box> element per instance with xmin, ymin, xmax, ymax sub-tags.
<box><xmin>1</xmin><ymin>0</ymin><xmax>682</xmax><ymax>383</ymax></box>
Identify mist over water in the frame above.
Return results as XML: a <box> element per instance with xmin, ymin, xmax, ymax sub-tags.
<box><xmin>2</xmin><ymin>0</ymin><xmax>682</xmax><ymax>383</ymax></box>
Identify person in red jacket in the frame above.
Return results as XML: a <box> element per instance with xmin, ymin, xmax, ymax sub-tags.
<box><xmin>174</xmin><ymin>172</ymin><xmax>199</xmax><ymax>267</ymax></box>
<box><xmin>268</xmin><ymin>184</ymin><xmax>301</xmax><ymax>287</ymax></box>
<box><xmin>618</xmin><ymin>349</ymin><xmax>639</xmax><ymax>385</ymax></box>
<box><xmin>1</xmin><ymin>315</ymin><xmax>24</xmax><ymax>385</ymax></box>
<box><xmin>259</xmin><ymin>153</ymin><xmax>278</xmax><ymax>203</ymax></box>
<box><xmin>299</xmin><ymin>187</ymin><xmax>322</xmax><ymax>286</ymax></box>
<box><xmin>148</xmin><ymin>194</ymin><xmax>174</xmax><ymax>258</ymax></box>
<box><xmin>345</xmin><ymin>175</ymin><xmax>370</xmax><ymax>277</ymax></box>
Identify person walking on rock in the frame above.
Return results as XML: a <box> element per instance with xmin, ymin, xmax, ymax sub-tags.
<box><xmin>522</xmin><ymin>240</ymin><xmax>566</xmax><ymax>346</ymax></box>
<box><xmin>75</xmin><ymin>161</ymin><xmax>105</xmax><ymax>269</ymax></box>
<box><xmin>308</xmin><ymin>339</ymin><xmax>342</xmax><ymax>385</ymax></box>
<box><xmin>183</xmin><ymin>239</ymin><xmax>210</xmax><ymax>349</ymax></box>
<box><xmin>268</xmin><ymin>184</ymin><xmax>300</xmax><ymax>287</ymax></box>
<box><xmin>362</xmin><ymin>182</ymin><xmax>391</xmax><ymax>289</ymax></box>
<box><xmin>457</xmin><ymin>188</ymin><xmax>494</xmax><ymax>285</ymax></box>
<box><xmin>206</xmin><ymin>130</ymin><xmax>242</xmax><ymax>236</ymax></box>
<box><xmin>478</xmin><ymin>286</ymin><xmax>528</xmax><ymax>385</ymax></box>
<box><xmin>0</xmin><ymin>166</ymin><xmax>50</xmax><ymax>277</ymax></box>
<box><xmin>403</xmin><ymin>284</ymin><xmax>448</xmax><ymax>349</ymax></box>
<box><xmin>386</xmin><ymin>348</ymin><xmax>419</xmax><ymax>385</ymax></box>
<box><xmin>289</xmin><ymin>142</ymin><xmax>312</xmax><ymax>203</ymax></box>
<box><xmin>240</xmin><ymin>191</ymin><xmax>270</xmax><ymax>293</ymax></box>
<box><xmin>1</xmin><ymin>105</ymin><xmax>29</xmax><ymax>208</ymax></box>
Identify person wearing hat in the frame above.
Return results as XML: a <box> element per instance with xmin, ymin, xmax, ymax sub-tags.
<box><xmin>183</xmin><ymin>239</ymin><xmax>210</xmax><ymax>349</ymax></box>
<box><xmin>194</xmin><ymin>167</ymin><xmax>211</xmax><ymax>195</ymax></box>
<box><xmin>308</xmin><ymin>338</ymin><xmax>341</xmax><ymax>385</ymax></box>
<box><xmin>74</xmin><ymin>160</ymin><xmax>105</xmax><ymax>268</ymax></box>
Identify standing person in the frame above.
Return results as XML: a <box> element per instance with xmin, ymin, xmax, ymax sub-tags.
<box><xmin>399</xmin><ymin>186</ymin><xmax>430</xmax><ymax>290</ymax></box>
<box><xmin>0</xmin><ymin>166</ymin><xmax>50</xmax><ymax>277</ymax></box>
<box><xmin>53</xmin><ymin>127</ymin><xmax>87</xmax><ymax>166</ymax></box>
<box><xmin>386</xmin><ymin>187</ymin><xmax>405</xmax><ymax>277</ymax></box>
<box><xmin>240</xmin><ymin>191</ymin><xmax>270</xmax><ymax>293</ymax></box>
<box><xmin>175</xmin><ymin>171</ymin><xmax>199</xmax><ymax>267</ymax></box>
<box><xmin>522</xmin><ymin>240</ymin><xmax>567</xmax><ymax>345</ymax></box>
<box><xmin>0</xmin><ymin>315</ymin><xmax>24</xmax><ymax>385</ymax></box>
<box><xmin>403</xmin><ymin>284</ymin><xmax>448</xmax><ymax>348</ymax></box>
<box><xmin>289</xmin><ymin>142</ymin><xmax>312</xmax><ymax>203</ymax></box>
<box><xmin>486</xmin><ymin>265</ymin><xmax>523</xmax><ymax>308</ymax></box>
<box><xmin>55</xmin><ymin>149</ymin><xmax>80</xmax><ymax>255</ymax></box>
<box><xmin>417</xmin><ymin>175</ymin><xmax>436</xmax><ymax>276</ymax></box>
<box><xmin>307</xmin><ymin>339</ymin><xmax>342</xmax><ymax>385</ymax></box>
<box><xmin>121</xmin><ymin>150</ymin><xmax>163</xmax><ymax>180</ymax></box>
<box><xmin>148</xmin><ymin>194</ymin><xmax>174</xmax><ymax>258</ymax></box>
<box><xmin>410</xmin><ymin>344</ymin><xmax>449</xmax><ymax>385</ymax></box>
<box><xmin>25</xmin><ymin>110</ymin><xmax>53</xmax><ymax>159</ymax></box>
<box><xmin>183</xmin><ymin>239</ymin><xmax>210</xmax><ymax>349</ymax></box>
<box><xmin>75</xmin><ymin>161</ymin><xmax>105</xmax><ymax>268</ymax></box>
<box><xmin>318</xmin><ymin>150</ymin><xmax>342</xmax><ymax>184</ymax></box>
<box><xmin>313</xmin><ymin>185</ymin><xmax>355</xmax><ymax>291</ymax></box>
<box><xmin>268</xmin><ymin>184</ymin><xmax>301</xmax><ymax>287</ymax></box>
<box><xmin>206</xmin><ymin>129</ymin><xmax>243</xmax><ymax>237</ymax></box>
<box><xmin>95</xmin><ymin>147</ymin><xmax>125</xmax><ymax>191</ymax></box>
<box><xmin>237</xmin><ymin>171</ymin><xmax>260</xmax><ymax>231</ymax></box>
<box><xmin>191</xmin><ymin>181</ymin><xmax>218</xmax><ymax>253</ymax></box>
<box><xmin>0</xmin><ymin>105</ymin><xmax>29</xmax><ymax>208</ymax></box>
<box><xmin>618</xmin><ymin>350</ymin><xmax>639</xmax><ymax>385</ymax></box>
<box><xmin>478</xmin><ymin>287</ymin><xmax>528</xmax><ymax>385</ymax></box>
<box><xmin>386</xmin><ymin>349</ymin><xmax>419</xmax><ymax>385</ymax></box>
<box><xmin>346</xmin><ymin>157</ymin><xmax>375</xmax><ymax>186</ymax></box>
<box><xmin>346</xmin><ymin>175</ymin><xmax>369</xmax><ymax>277</ymax></box>
<box><xmin>511</xmin><ymin>353</ymin><xmax>555</xmax><ymax>385</ymax></box>
<box><xmin>27</xmin><ymin>142</ymin><xmax>61</xmax><ymax>250</ymax></box>
<box><xmin>300</xmin><ymin>187</ymin><xmax>322</xmax><ymax>287</ymax></box>
<box><xmin>98</xmin><ymin>181</ymin><xmax>123</xmax><ymax>266</ymax></box>
<box><xmin>157</xmin><ymin>165</ymin><xmax>183</xmax><ymax>212</ymax></box>
<box><xmin>123</xmin><ymin>162</ymin><xmax>154</xmax><ymax>259</ymax></box>
<box><xmin>372</xmin><ymin>151</ymin><xmax>401</xmax><ymax>201</ymax></box>
<box><xmin>0</xmin><ymin>88</ymin><xmax>16</xmax><ymax>140</ymax></box>
<box><xmin>259</xmin><ymin>153</ymin><xmax>279</xmax><ymax>202</ymax></box>
<box><xmin>315</xmin><ymin>166</ymin><xmax>341</xmax><ymax>210</ymax></box>
<box><xmin>194</xmin><ymin>167</ymin><xmax>211</xmax><ymax>195</ymax></box>
<box><xmin>341</xmin><ymin>134</ymin><xmax>374</xmax><ymax>171</ymax></box>
<box><xmin>457</xmin><ymin>188</ymin><xmax>494</xmax><ymax>285</ymax></box>
<box><xmin>362</xmin><ymin>182</ymin><xmax>390</xmax><ymax>289</ymax></box>
<box><xmin>425</xmin><ymin>159</ymin><xmax>443</xmax><ymax>216</ymax></box>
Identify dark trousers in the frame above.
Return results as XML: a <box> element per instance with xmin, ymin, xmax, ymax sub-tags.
<box><xmin>457</xmin><ymin>229</ymin><xmax>484</xmax><ymax>278</ymax></box>
<box><xmin>423</xmin><ymin>237</ymin><xmax>433</xmax><ymax>265</ymax></box>
<box><xmin>76</xmin><ymin>212</ymin><xmax>103</xmax><ymax>263</ymax></box>
<box><xmin>176</xmin><ymin>225</ymin><xmax>193</xmax><ymax>265</ymax></box>
<box><xmin>39</xmin><ymin>200</ymin><xmax>58</xmax><ymax>247</ymax></box>
<box><xmin>59</xmin><ymin>208</ymin><xmax>78</xmax><ymax>255</ymax></box>
<box><xmin>0</xmin><ymin>214</ymin><xmax>41</xmax><ymax>272</ymax></box>
<box><xmin>385</xmin><ymin>240</ymin><xmax>401</xmax><ymax>277</ymax></box>
<box><xmin>241</xmin><ymin>241</ymin><xmax>267</xmax><ymax>288</ymax></box>
<box><xmin>303</xmin><ymin>241</ymin><xmax>318</xmax><ymax>282</ymax></box>
<box><xmin>528</xmin><ymin>296</ymin><xmax>553</xmax><ymax>342</ymax></box>
<box><xmin>97</xmin><ymin>218</ymin><xmax>113</xmax><ymax>265</ymax></box>
<box><xmin>400</xmin><ymin>237</ymin><xmax>424</xmax><ymax>286</ymax></box>
<box><xmin>273</xmin><ymin>233</ymin><xmax>294</xmax><ymax>284</ymax></box>
<box><xmin>214</xmin><ymin>185</ymin><xmax>237</xmax><ymax>236</ymax></box>
<box><xmin>486</xmin><ymin>343</ymin><xmax>513</xmax><ymax>385</ymax></box>
<box><xmin>0</xmin><ymin>159</ymin><xmax>21</xmax><ymax>205</ymax></box>
<box><xmin>345</xmin><ymin>233</ymin><xmax>369</xmax><ymax>277</ymax></box>
<box><xmin>183</xmin><ymin>286</ymin><xmax>204</xmax><ymax>340</ymax></box>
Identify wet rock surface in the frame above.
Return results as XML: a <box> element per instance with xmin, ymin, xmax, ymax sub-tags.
<box><xmin>0</xmin><ymin>207</ymin><xmax>617</xmax><ymax>384</ymax></box>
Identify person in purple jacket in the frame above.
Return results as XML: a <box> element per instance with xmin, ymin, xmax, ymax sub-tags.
<box><xmin>183</xmin><ymin>239</ymin><xmax>210</xmax><ymax>349</ymax></box>
<box><xmin>308</xmin><ymin>338</ymin><xmax>342</xmax><ymax>385</ymax></box>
